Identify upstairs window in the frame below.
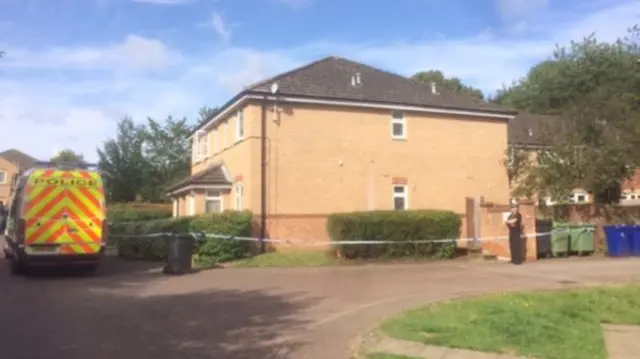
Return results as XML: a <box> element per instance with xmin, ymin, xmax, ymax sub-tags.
<box><xmin>197</xmin><ymin>131</ymin><xmax>209</xmax><ymax>160</ymax></box>
<box><xmin>236</xmin><ymin>110</ymin><xmax>244</xmax><ymax>141</ymax></box>
<box><xmin>192</xmin><ymin>131</ymin><xmax>208</xmax><ymax>162</ymax></box>
<box><xmin>224</xmin><ymin>122</ymin><xmax>229</xmax><ymax>147</ymax></box>
<box><xmin>391</xmin><ymin>111</ymin><xmax>406</xmax><ymax>140</ymax></box>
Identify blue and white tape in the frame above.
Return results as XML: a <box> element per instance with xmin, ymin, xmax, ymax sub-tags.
<box><xmin>108</xmin><ymin>229</ymin><xmax>578</xmax><ymax>246</ymax></box>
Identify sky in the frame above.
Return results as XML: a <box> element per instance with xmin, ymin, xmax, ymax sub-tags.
<box><xmin>0</xmin><ymin>0</ymin><xmax>638</xmax><ymax>162</ymax></box>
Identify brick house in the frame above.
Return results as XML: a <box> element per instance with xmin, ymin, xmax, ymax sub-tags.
<box><xmin>0</xmin><ymin>149</ymin><xmax>39</xmax><ymax>206</ymax></box>
<box><xmin>167</xmin><ymin>56</ymin><xmax>517</xmax><ymax>244</ymax></box>
<box><xmin>507</xmin><ymin>113</ymin><xmax>640</xmax><ymax>205</ymax></box>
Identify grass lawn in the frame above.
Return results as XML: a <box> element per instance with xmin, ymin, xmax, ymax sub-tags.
<box><xmin>366</xmin><ymin>353</ymin><xmax>422</xmax><ymax>359</ymax></box>
<box><xmin>379</xmin><ymin>285</ymin><xmax>640</xmax><ymax>359</ymax></box>
<box><xmin>229</xmin><ymin>250</ymin><xmax>339</xmax><ymax>267</ymax></box>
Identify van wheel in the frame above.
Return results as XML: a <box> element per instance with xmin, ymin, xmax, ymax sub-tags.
<box><xmin>10</xmin><ymin>258</ymin><xmax>26</xmax><ymax>275</ymax></box>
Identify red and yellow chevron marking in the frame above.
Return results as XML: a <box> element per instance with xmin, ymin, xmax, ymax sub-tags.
<box><xmin>24</xmin><ymin>169</ymin><xmax>105</xmax><ymax>255</ymax></box>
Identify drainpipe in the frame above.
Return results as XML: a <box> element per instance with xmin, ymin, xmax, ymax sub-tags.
<box><xmin>260</xmin><ymin>95</ymin><xmax>268</xmax><ymax>253</ymax></box>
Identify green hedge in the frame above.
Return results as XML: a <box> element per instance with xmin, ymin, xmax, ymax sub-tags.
<box><xmin>109</xmin><ymin>211</ymin><xmax>255</xmax><ymax>266</ymax></box>
<box><xmin>107</xmin><ymin>203</ymin><xmax>172</xmax><ymax>223</ymax></box>
<box><xmin>327</xmin><ymin>210</ymin><xmax>461</xmax><ymax>260</ymax></box>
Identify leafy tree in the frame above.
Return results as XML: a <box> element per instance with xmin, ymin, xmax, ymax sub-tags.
<box><xmin>197</xmin><ymin>106</ymin><xmax>220</xmax><ymax>128</ymax></box>
<box><xmin>508</xmin><ymin>26</ymin><xmax>640</xmax><ymax>203</ymax></box>
<box><xmin>140</xmin><ymin>116</ymin><xmax>192</xmax><ymax>201</ymax></box>
<box><xmin>490</xmin><ymin>60</ymin><xmax>569</xmax><ymax>113</ymax></box>
<box><xmin>412</xmin><ymin>70</ymin><xmax>484</xmax><ymax>100</ymax></box>
<box><xmin>50</xmin><ymin>149</ymin><xmax>86</xmax><ymax>167</ymax></box>
<box><xmin>97</xmin><ymin>117</ymin><xmax>148</xmax><ymax>203</ymax></box>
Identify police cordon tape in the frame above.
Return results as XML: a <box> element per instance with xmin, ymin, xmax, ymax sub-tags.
<box><xmin>108</xmin><ymin>227</ymin><xmax>588</xmax><ymax>246</ymax></box>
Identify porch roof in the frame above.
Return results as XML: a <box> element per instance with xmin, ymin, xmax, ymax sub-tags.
<box><xmin>166</xmin><ymin>163</ymin><xmax>232</xmax><ymax>196</ymax></box>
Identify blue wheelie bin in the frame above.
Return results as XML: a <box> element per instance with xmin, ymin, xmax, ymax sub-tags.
<box><xmin>630</xmin><ymin>224</ymin><xmax>640</xmax><ymax>257</ymax></box>
<box><xmin>604</xmin><ymin>225</ymin><xmax>631</xmax><ymax>257</ymax></box>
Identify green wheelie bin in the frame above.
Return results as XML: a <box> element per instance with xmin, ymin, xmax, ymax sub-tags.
<box><xmin>551</xmin><ymin>223</ymin><xmax>571</xmax><ymax>256</ymax></box>
<box><xmin>568</xmin><ymin>223</ymin><xmax>596</xmax><ymax>255</ymax></box>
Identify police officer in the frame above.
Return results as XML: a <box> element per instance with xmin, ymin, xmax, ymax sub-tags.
<box><xmin>506</xmin><ymin>202</ymin><xmax>524</xmax><ymax>265</ymax></box>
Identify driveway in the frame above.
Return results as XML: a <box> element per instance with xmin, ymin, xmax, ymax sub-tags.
<box><xmin>1</xmin><ymin>242</ymin><xmax>639</xmax><ymax>359</ymax></box>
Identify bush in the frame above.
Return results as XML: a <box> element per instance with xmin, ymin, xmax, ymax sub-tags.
<box><xmin>109</xmin><ymin>211</ymin><xmax>255</xmax><ymax>265</ymax></box>
<box><xmin>327</xmin><ymin>210</ymin><xmax>461</xmax><ymax>260</ymax></box>
<box><xmin>107</xmin><ymin>202</ymin><xmax>172</xmax><ymax>223</ymax></box>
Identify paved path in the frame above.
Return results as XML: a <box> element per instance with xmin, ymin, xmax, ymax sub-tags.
<box><xmin>362</xmin><ymin>325</ymin><xmax>640</xmax><ymax>359</ymax></box>
<box><xmin>363</xmin><ymin>333</ymin><xmax>536</xmax><ymax>359</ymax></box>
<box><xmin>1</xmin><ymin>240</ymin><xmax>640</xmax><ymax>359</ymax></box>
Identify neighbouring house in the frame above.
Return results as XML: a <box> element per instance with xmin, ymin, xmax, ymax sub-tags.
<box><xmin>167</xmin><ymin>56</ymin><xmax>518</xmax><ymax>244</ymax></box>
<box><xmin>0</xmin><ymin>149</ymin><xmax>39</xmax><ymax>205</ymax></box>
<box><xmin>507</xmin><ymin>113</ymin><xmax>640</xmax><ymax>205</ymax></box>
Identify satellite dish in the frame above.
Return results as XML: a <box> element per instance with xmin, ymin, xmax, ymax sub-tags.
<box><xmin>270</xmin><ymin>82</ymin><xmax>279</xmax><ymax>94</ymax></box>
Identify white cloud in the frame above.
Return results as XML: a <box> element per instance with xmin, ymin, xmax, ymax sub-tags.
<box><xmin>0</xmin><ymin>0</ymin><xmax>638</xmax><ymax>163</ymax></box>
<box><xmin>495</xmin><ymin>0</ymin><xmax>549</xmax><ymax>19</ymax></box>
<box><xmin>203</xmin><ymin>12</ymin><xmax>232</xmax><ymax>41</ymax></box>
<box><xmin>2</xmin><ymin>35</ymin><xmax>173</xmax><ymax>71</ymax></box>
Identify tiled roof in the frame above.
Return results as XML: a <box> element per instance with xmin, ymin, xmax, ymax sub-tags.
<box><xmin>193</xmin><ymin>56</ymin><xmax>517</xmax><ymax>134</ymax></box>
<box><xmin>0</xmin><ymin>149</ymin><xmax>39</xmax><ymax>169</ymax></box>
<box><xmin>166</xmin><ymin>163</ymin><xmax>231</xmax><ymax>192</ymax></box>
<box><xmin>247</xmin><ymin>56</ymin><xmax>515</xmax><ymax>114</ymax></box>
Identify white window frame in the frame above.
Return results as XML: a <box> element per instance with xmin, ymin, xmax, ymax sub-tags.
<box><xmin>188</xmin><ymin>191</ymin><xmax>196</xmax><ymax>216</ymax></box>
<box><xmin>392</xmin><ymin>185</ymin><xmax>408</xmax><ymax>210</ymax></box>
<box><xmin>224</xmin><ymin>122</ymin><xmax>229</xmax><ymax>147</ymax></box>
<box><xmin>621</xmin><ymin>191</ymin><xmax>640</xmax><ymax>201</ymax></box>
<box><xmin>172</xmin><ymin>199</ymin><xmax>178</xmax><ymax>218</ymax></box>
<box><xmin>191</xmin><ymin>138</ymin><xmax>198</xmax><ymax>162</ymax></box>
<box><xmin>391</xmin><ymin>111</ymin><xmax>406</xmax><ymax>140</ymax></box>
<box><xmin>235</xmin><ymin>183</ymin><xmax>244</xmax><ymax>210</ymax></box>
<box><xmin>194</xmin><ymin>130</ymin><xmax>208</xmax><ymax>162</ymax></box>
<box><xmin>236</xmin><ymin>109</ymin><xmax>244</xmax><ymax>141</ymax></box>
<box><xmin>542</xmin><ymin>191</ymin><xmax>590</xmax><ymax>206</ymax></box>
<box><xmin>205</xmin><ymin>190</ymin><xmax>223</xmax><ymax>213</ymax></box>
<box><xmin>0</xmin><ymin>170</ymin><xmax>6</xmax><ymax>184</ymax></box>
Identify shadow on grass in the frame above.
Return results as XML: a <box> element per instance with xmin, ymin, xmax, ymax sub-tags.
<box><xmin>0</xmin><ymin>256</ymin><xmax>320</xmax><ymax>359</ymax></box>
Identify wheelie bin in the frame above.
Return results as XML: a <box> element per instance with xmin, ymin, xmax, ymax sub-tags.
<box><xmin>604</xmin><ymin>225</ymin><xmax>631</xmax><ymax>257</ymax></box>
<box><xmin>551</xmin><ymin>223</ymin><xmax>570</xmax><ymax>256</ymax></box>
<box><xmin>163</xmin><ymin>233</ymin><xmax>195</xmax><ymax>275</ymax></box>
<box><xmin>629</xmin><ymin>224</ymin><xmax>640</xmax><ymax>257</ymax></box>
<box><xmin>568</xmin><ymin>224</ymin><xmax>596</xmax><ymax>255</ymax></box>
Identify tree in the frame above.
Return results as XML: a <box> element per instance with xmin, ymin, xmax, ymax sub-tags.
<box><xmin>508</xmin><ymin>26</ymin><xmax>640</xmax><ymax>203</ymax></box>
<box><xmin>97</xmin><ymin>117</ymin><xmax>148</xmax><ymax>203</ymax></box>
<box><xmin>490</xmin><ymin>60</ymin><xmax>570</xmax><ymax>112</ymax></box>
<box><xmin>140</xmin><ymin>116</ymin><xmax>192</xmax><ymax>202</ymax></box>
<box><xmin>197</xmin><ymin>106</ymin><xmax>220</xmax><ymax>128</ymax></box>
<box><xmin>50</xmin><ymin>149</ymin><xmax>86</xmax><ymax>167</ymax></box>
<box><xmin>412</xmin><ymin>70</ymin><xmax>485</xmax><ymax>100</ymax></box>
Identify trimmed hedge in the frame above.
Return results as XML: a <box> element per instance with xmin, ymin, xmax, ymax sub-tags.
<box><xmin>109</xmin><ymin>211</ymin><xmax>255</xmax><ymax>266</ymax></box>
<box><xmin>327</xmin><ymin>210</ymin><xmax>461</xmax><ymax>260</ymax></box>
<box><xmin>107</xmin><ymin>202</ymin><xmax>173</xmax><ymax>223</ymax></box>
